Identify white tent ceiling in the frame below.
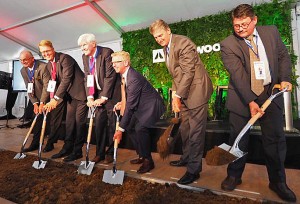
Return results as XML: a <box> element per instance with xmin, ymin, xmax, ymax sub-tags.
<box><xmin>0</xmin><ymin>0</ymin><xmax>271</xmax><ymax>63</ymax></box>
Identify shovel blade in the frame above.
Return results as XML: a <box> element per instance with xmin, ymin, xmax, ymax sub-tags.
<box><xmin>205</xmin><ymin>144</ymin><xmax>238</xmax><ymax>166</ymax></box>
<box><xmin>77</xmin><ymin>161</ymin><xmax>95</xmax><ymax>175</ymax></box>
<box><xmin>102</xmin><ymin>170</ymin><xmax>124</xmax><ymax>185</ymax></box>
<box><xmin>14</xmin><ymin>152</ymin><xmax>26</xmax><ymax>159</ymax></box>
<box><xmin>32</xmin><ymin>160</ymin><xmax>47</xmax><ymax>169</ymax></box>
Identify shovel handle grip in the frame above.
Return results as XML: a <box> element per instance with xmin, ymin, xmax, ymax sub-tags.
<box><xmin>248</xmin><ymin>99</ymin><xmax>271</xmax><ymax>125</ymax></box>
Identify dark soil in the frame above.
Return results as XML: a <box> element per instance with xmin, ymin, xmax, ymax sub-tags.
<box><xmin>0</xmin><ymin>150</ymin><xmax>270</xmax><ymax>204</ymax></box>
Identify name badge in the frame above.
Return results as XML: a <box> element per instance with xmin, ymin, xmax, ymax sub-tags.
<box><xmin>47</xmin><ymin>80</ymin><xmax>56</xmax><ymax>92</ymax></box>
<box><xmin>254</xmin><ymin>61</ymin><xmax>266</xmax><ymax>80</ymax></box>
<box><xmin>27</xmin><ymin>83</ymin><xmax>33</xmax><ymax>93</ymax></box>
<box><xmin>87</xmin><ymin>74</ymin><xmax>94</xmax><ymax>88</ymax></box>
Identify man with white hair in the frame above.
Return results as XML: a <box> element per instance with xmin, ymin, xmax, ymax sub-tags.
<box><xmin>78</xmin><ymin>33</ymin><xmax>121</xmax><ymax>164</ymax></box>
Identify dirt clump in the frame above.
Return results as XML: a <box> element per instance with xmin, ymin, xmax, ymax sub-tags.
<box><xmin>0</xmin><ymin>150</ymin><xmax>267</xmax><ymax>204</ymax></box>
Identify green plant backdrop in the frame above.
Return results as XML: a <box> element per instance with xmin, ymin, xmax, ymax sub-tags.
<box><xmin>122</xmin><ymin>0</ymin><xmax>298</xmax><ymax>118</ymax></box>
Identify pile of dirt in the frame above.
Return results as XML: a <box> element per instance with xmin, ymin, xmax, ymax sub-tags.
<box><xmin>0</xmin><ymin>150</ymin><xmax>268</xmax><ymax>204</ymax></box>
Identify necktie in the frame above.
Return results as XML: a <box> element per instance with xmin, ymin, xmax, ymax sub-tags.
<box><xmin>246</xmin><ymin>35</ymin><xmax>264</xmax><ymax>96</ymax></box>
<box><xmin>120</xmin><ymin>77</ymin><xmax>126</xmax><ymax>116</ymax></box>
<box><xmin>166</xmin><ymin>46</ymin><xmax>170</xmax><ymax>66</ymax></box>
<box><xmin>89</xmin><ymin>57</ymin><xmax>96</xmax><ymax>96</ymax></box>
<box><xmin>50</xmin><ymin>61</ymin><xmax>57</xmax><ymax>99</ymax></box>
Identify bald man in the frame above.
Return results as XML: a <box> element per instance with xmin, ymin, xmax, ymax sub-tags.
<box><xmin>19</xmin><ymin>50</ymin><xmax>50</xmax><ymax>152</ymax></box>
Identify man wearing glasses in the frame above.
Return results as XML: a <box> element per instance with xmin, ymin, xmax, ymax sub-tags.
<box><xmin>220</xmin><ymin>4</ymin><xmax>296</xmax><ymax>202</ymax></box>
<box><xmin>39</xmin><ymin>40</ymin><xmax>88</xmax><ymax>162</ymax></box>
<box><xmin>19</xmin><ymin>50</ymin><xmax>50</xmax><ymax>152</ymax></box>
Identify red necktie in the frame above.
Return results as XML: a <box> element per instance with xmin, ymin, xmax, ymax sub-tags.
<box><xmin>50</xmin><ymin>61</ymin><xmax>56</xmax><ymax>99</ymax></box>
<box><xmin>89</xmin><ymin>57</ymin><xmax>95</xmax><ymax>96</ymax></box>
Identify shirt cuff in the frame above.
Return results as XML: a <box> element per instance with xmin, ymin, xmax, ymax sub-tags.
<box><xmin>54</xmin><ymin>95</ymin><xmax>60</xmax><ymax>100</ymax></box>
<box><xmin>87</xmin><ymin>96</ymin><xmax>94</xmax><ymax>100</ymax></box>
<box><xmin>174</xmin><ymin>93</ymin><xmax>181</xmax><ymax>98</ymax></box>
<box><xmin>101</xmin><ymin>96</ymin><xmax>108</xmax><ymax>100</ymax></box>
<box><xmin>118</xmin><ymin>126</ymin><xmax>125</xmax><ymax>132</ymax></box>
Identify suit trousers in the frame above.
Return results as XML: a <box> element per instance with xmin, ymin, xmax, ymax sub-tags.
<box><xmin>47</xmin><ymin>101</ymin><xmax>66</xmax><ymax>145</ymax></box>
<box><xmin>63</xmin><ymin>98</ymin><xmax>88</xmax><ymax>155</ymax></box>
<box><xmin>94</xmin><ymin>107</ymin><xmax>108</xmax><ymax>158</ymax></box>
<box><xmin>124</xmin><ymin>114</ymin><xmax>152</xmax><ymax>160</ymax></box>
<box><xmin>227</xmin><ymin>92</ymin><xmax>286</xmax><ymax>183</ymax></box>
<box><xmin>179</xmin><ymin>103</ymin><xmax>208</xmax><ymax>175</ymax></box>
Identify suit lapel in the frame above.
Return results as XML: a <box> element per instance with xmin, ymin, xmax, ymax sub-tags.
<box><xmin>256</xmin><ymin>27</ymin><xmax>274</xmax><ymax>73</ymax></box>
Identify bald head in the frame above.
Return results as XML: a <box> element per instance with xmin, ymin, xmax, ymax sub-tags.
<box><xmin>19</xmin><ymin>50</ymin><xmax>35</xmax><ymax>68</ymax></box>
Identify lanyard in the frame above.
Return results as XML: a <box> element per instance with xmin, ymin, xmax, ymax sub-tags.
<box><xmin>27</xmin><ymin>62</ymin><xmax>36</xmax><ymax>82</ymax></box>
<box><xmin>245</xmin><ymin>36</ymin><xmax>259</xmax><ymax>58</ymax></box>
<box><xmin>89</xmin><ymin>48</ymin><xmax>99</xmax><ymax>74</ymax></box>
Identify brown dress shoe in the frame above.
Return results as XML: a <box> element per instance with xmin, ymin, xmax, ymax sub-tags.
<box><xmin>221</xmin><ymin>176</ymin><xmax>242</xmax><ymax>191</ymax></box>
<box><xmin>103</xmin><ymin>155</ymin><xmax>113</xmax><ymax>164</ymax></box>
<box><xmin>91</xmin><ymin>156</ymin><xmax>104</xmax><ymax>164</ymax></box>
<box><xmin>137</xmin><ymin>159</ymin><xmax>154</xmax><ymax>174</ymax></box>
<box><xmin>130</xmin><ymin>157</ymin><xmax>144</xmax><ymax>164</ymax></box>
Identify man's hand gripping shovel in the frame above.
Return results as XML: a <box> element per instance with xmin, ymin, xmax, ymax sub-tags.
<box><xmin>205</xmin><ymin>84</ymin><xmax>288</xmax><ymax>166</ymax></box>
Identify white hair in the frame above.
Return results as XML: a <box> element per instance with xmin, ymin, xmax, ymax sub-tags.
<box><xmin>77</xmin><ymin>33</ymin><xmax>96</xmax><ymax>45</ymax></box>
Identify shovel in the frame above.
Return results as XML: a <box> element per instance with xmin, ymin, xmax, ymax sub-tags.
<box><xmin>32</xmin><ymin>110</ymin><xmax>48</xmax><ymax>169</ymax></box>
<box><xmin>14</xmin><ymin>113</ymin><xmax>39</xmax><ymax>159</ymax></box>
<box><xmin>78</xmin><ymin>107</ymin><xmax>97</xmax><ymax>175</ymax></box>
<box><xmin>157</xmin><ymin>112</ymin><xmax>180</xmax><ymax>159</ymax></box>
<box><xmin>206</xmin><ymin>85</ymin><xmax>288</xmax><ymax>166</ymax></box>
<box><xmin>102</xmin><ymin>111</ymin><xmax>125</xmax><ymax>185</ymax></box>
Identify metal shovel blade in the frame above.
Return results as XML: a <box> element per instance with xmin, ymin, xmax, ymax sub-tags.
<box><xmin>32</xmin><ymin>160</ymin><xmax>47</xmax><ymax>169</ymax></box>
<box><xmin>102</xmin><ymin>169</ymin><xmax>124</xmax><ymax>185</ymax></box>
<box><xmin>14</xmin><ymin>152</ymin><xmax>26</xmax><ymax>159</ymax></box>
<box><xmin>77</xmin><ymin>161</ymin><xmax>95</xmax><ymax>175</ymax></box>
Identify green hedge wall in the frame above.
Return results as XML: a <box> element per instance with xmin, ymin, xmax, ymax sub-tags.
<box><xmin>122</xmin><ymin>0</ymin><xmax>296</xmax><ymax>118</ymax></box>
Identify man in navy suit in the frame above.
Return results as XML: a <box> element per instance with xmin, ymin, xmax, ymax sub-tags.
<box><xmin>220</xmin><ymin>4</ymin><xmax>296</xmax><ymax>202</ymax></box>
<box><xmin>112</xmin><ymin>51</ymin><xmax>165</xmax><ymax>174</ymax></box>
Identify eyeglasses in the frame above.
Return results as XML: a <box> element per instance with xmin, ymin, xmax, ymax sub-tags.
<box><xmin>20</xmin><ymin>57</ymin><xmax>33</xmax><ymax>62</ymax></box>
<box><xmin>112</xmin><ymin>61</ymin><xmax>123</xmax><ymax>64</ymax></box>
<box><xmin>40</xmin><ymin>50</ymin><xmax>53</xmax><ymax>55</ymax></box>
<box><xmin>233</xmin><ymin>19</ymin><xmax>253</xmax><ymax>30</ymax></box>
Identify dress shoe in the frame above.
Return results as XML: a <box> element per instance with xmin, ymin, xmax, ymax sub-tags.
<box><xmin>221</xmin><ymin>176</ymin><xmax>242</xmax><ymax>191</ymax></box>
<box><xmin>51</xmin><ymin>149</ymin><xmax>71</xmax><ymax>159</ymax></box>
<box><xmin>103</xmin><ymin>155</ymin><xmax>113</xmax><ymax>164</ymax></box>
<box><xmin>269</xmin><ymin>182</ymin><xmax>296</xmax><ymax>202</ymax></box>
<box><xmin>23</xmin><ymin>144</ymin><xmax>39</xmax><ymax>152</ymax></box>
<box><xmin>170</xmin><ymin>160</ymin><xmax>187</xmax><ymax>167</ymax></box>
<box><xmin>130</xmin><ymin>157</ymin><xmax>144</xmax><ymax>164</ymax></box>
<box><xmin>137</xmin><ymin>159</ymin><xmax>155</xmax><ymax>174</ymax></box>
<box><xmin>63</xmin><ymin>153</ymin><xmax>83</xmax><ymax>162</ymax></box>
<box><xmin>43</xmin><ymin>143</ymin><xmax>54</xmax><ymax>152</ymax></box>
<box><xmin>177</xmin><ymin>172</ymin><xmax>200</xmax><ymax>185</ymax></box>
<box><xmin>91</xmin><ymin>156</ymin><xmax>105</xmax><ymax>164</ymax></box>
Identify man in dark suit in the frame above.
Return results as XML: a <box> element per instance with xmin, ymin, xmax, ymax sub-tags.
<box><xmin>19</xmin><ymin>50</ymin><xmax>50</xmax><ymax>152</ymax></box>
<box><xmin>150</xmin><ymin>19</ymin><xmax>213</xmax><ymax>184</ymax></box>
<box><xmin>112</xmin><ymin>51</ymin><xmax>165</xmax><ymax>174</ymax></box>
<box><xmin>220</xmin><ymin>4</ymin><xmax>296</xmax><ymax>202</ymax></box>
<box><xmin>77</xmin><ymin>33</ymin><xmax>121</xmax><ymax>164</ymax></box>
<box><xmin>39</xmin><ymin>40</ymin><xmax>88</xmax><ymax>162</ymax></box>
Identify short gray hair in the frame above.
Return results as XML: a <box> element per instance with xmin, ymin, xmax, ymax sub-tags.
<box><xmin>77</xmin><ymin>33</ymin><xmax>96</xmax><ymax>45</ymax></box>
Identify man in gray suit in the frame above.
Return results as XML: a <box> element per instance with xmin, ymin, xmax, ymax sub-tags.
<box><xmin>19</xmin><ymin>50</ymin><xmax>50</xmax><ymax>152</ymax></box>
<box><xmin>220</xmin><ymin>4</ymin><xmax>296</xmax><ymax>202</ymax></box>
<box><xmin>150</xmin><ymin>19</ymin><xmax>213</xmax><ymax>185</ymax></box>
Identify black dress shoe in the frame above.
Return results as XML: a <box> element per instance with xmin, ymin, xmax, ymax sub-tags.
<box><xmin>91</xmin><ymin>156</ymin><xmax>105</xmax><ymax>164</ymax></box>
<box><xmin>51</xmin><ymin>149</ymin><xmax>71</xmax><ymax>159</ymax></box>
<box><xmin>221</xmin><ymin>176</ymin><xmax>242</xmax><ymax>191</ymax></box>
<box><xmin>23</xmin><ymin>144</ymin><xmax>39</xmax><ymax>152</ymax></box>
<box><xmin>177</xmin><ymin>172</ymin><xmax>200</xmax><ymax>185</ymax></box>
<box><xmin>43</xmin><ymin>143</ymin><xmax>54</xmax><ymax>152</ymax></box>
<box><xmin>170</xmin><ymin>160</ymin><xmax>187</xmax><ymax>167</ymax></box>
<box><xmin>63</xmin><ymin>153</ymin><xmax>83</xmax><ymax>162</ymax></box>
<box><xmin>137</xmin><ymin>159</ymin><xmax>155</xmax><ymax>174</ymax></box>
<box><xmin>130</xmin><ymin>157</ymin><xmax>144</xmax><ymax>164</ymax></box>
<box><xmin>269</xmin><ymin>182</ymin><xmax>296</xmax><ymax>202</ymax></box>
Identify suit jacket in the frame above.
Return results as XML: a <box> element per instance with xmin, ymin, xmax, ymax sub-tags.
<box><xmin>46</xmin><ymin>52</ymin><xmax>86</xmax><ymax>101</ymax></box>
<box><xmin>120</xmin><ymin>67</ymin><xmax>165</xmax><ymax>129</ymax></box>
<box><xmin>20</xmin><ymin>60</ymin><xmax>50</xmax><ymax>103</ymax></box>
<box><xmin>221</xmin><ymin>25</ymin><xmax>291</xmax><ymax>117</ymax></box>
<box><xmin>82</xmin><ymin>46</ymin><xmax>121</xmax><ymax>109</ymax></box>
<box><xmin>165</xmin><ymin>34</ymin><xmax>213</xmax><ymax>109</ymax></box>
